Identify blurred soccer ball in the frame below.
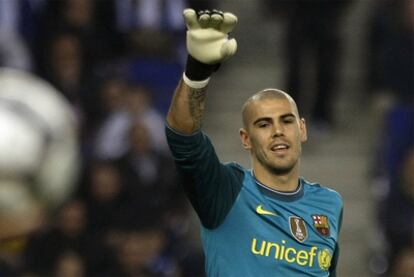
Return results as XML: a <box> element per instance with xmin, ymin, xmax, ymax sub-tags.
<box><xmin>0</xmin><ymin>68</ymin><xmax>79</xmax><ymax>239</ymax></box>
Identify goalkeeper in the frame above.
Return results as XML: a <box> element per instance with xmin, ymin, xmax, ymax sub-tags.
<box><xmin>165</xmin><ymin>9</ymin><xmax>343</xmax><ymax>276</ymax></box>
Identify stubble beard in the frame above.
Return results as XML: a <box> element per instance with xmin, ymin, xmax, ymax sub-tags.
<box><xmin>255</xmin><ymin>147</ymin><xmax>298</xmax><ymax>176</ymax></box>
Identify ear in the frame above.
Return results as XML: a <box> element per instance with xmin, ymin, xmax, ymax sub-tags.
<box><xmin>239</xmin><ymin>128</ymin><xmax>251</xmax><ymax>150</ymax></box>
<box><xmin>300</xmin><ymin>118</ymin><xmax>307</xmax><ymax>143</ymax></box>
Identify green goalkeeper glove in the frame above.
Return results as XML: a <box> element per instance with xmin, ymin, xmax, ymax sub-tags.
<box><xmin>183</xmin><ymin>9</ymin><xmax>238</xmax><ymax>82</ymax></box>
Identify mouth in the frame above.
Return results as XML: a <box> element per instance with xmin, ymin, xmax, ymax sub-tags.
<box><xmin>270</xmin><ymin>143</ymin><xmax>290</xmax><ymax>155</ymax></box>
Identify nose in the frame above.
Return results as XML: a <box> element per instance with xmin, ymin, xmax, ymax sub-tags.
<box><xmin>272</xmin><ymin>123</ymin><xmax>284</xmax><ymax>137</ymax></box>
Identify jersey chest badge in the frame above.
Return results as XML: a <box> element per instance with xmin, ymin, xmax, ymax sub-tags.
<box><xmin>289</xmin><ymin>216</ymin><xmax>308</xmax><ymax>243</ymax></box>
<box><xmin>312</xmin><ymin>214</ymin><xmax>330</xmax><ymax>237</ymax></box>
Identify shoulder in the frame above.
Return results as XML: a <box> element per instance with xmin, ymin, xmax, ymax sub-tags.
<box><xmin>223</xmin><ymin>162</ymin><xmax>247</xmax><ymax>181</ymax></box>
<box><xmin>224</xmin><ymin>162</ymin><xmax>246</xmax><ymax>172</ymax></box>
<box><xmin>302</xmin><ymin>178</ymin><xmax>343</xmax><ymax>208</ymax></box>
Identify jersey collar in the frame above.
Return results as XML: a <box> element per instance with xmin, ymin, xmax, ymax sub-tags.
<box><xmin>252</xmin><ymin>171</ymin><xmax>304</xmax><ymax>202</ymax></box>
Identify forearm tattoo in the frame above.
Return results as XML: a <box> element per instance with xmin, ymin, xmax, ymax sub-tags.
<box><xmin>188</xmin><ymin>86</ymin><xmax>208</xmax><ymax>129</ymax></box>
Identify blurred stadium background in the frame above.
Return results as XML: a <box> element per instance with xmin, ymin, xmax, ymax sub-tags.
<box><xmin>0</xmin><ymin>0</ymin><xmax>412</xmax><ymax>276</ymax></box>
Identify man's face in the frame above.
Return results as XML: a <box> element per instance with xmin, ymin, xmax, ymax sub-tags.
<box><xmin>240</xmin><ymin>97</ymin><xmax>307</xmax><ymax>175</ymax></box>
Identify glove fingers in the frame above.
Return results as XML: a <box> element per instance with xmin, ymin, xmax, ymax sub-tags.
<box><xmin>183</xmin><ymin>9</ymin><xmax>200</xmax><ymax>29</ymax></box>
<box><xmin>198</xmin><ymin>10</ymin><xmax>225</xmax><ymax>29</ymax></box>
<box><xmin>221</xmin><ymin>38</ymin><xmax>237</xmax><ymax>59</ymax></box>
<box><xmin>210</xmin><ymin>10</ymin><xmax>224</xmax><ymax>29</ymax></box>
<box><xmin>219</xmin><ymin>12</ymin><xmax>238</xmax><ymax>33</ymax></box>
<box><xmin>198</xmin><ymin>10</ymin><xmax>211</xmax><ymax>28</ymax></box>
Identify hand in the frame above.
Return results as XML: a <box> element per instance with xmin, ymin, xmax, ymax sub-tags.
<box><xmin>184</xmin><ymin>9</ymin><xmax>238</xmax><ymax>65</ymax></box>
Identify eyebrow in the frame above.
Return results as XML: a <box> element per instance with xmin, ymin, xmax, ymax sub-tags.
<box><xmin>252</xmin><ymin>113</ymin><xmax>297</xmax><ymax>126</ymax></box>
<box><xmin>281</xmin><ymin>113</ymin><xmax>296</xmax><ymax>120</ymax></box>
<box><xmin>253</xmin><ymin>117</ymin><xmax>272</xmax><ymax>125</ymax></box>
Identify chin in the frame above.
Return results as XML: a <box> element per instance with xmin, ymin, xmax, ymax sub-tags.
<box><xmin>268</xmin><ymin>165</ymin><xmax>295</xmax><ymax>175</ymax></box>
<box><xmin>261</xmin><ymin>158</ymin><xmax>295</xmax><ymax>175</ymax></box>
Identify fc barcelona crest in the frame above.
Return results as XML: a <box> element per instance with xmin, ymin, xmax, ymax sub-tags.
<box><xmin>289</xmin><ymin>216</ymin><xmax>308</xmax><ymax>243</ymax></box>
<box><xmin>312</xmin><ymin>215</ymin><xmax>330</xmax><ymax>237</ymax></box>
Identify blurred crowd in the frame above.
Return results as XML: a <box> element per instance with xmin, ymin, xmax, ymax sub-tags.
<box><xmin>0</xmin><ymin>0</ymin><xmax>213</xmax><ymax>276</ymax></box>
<box><xmin>0</xmin><ymin>0</ymin><xmax>412</xmax><ymax>276</ymax></box>
<box><xmin>366</xmin><ymin>0</ymin><xmax>414</xmax><ymax>275</ymax></box>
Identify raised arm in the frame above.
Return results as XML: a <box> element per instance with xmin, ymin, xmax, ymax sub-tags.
<box><xmin>166</xmin><ymin>9</ymin><xmax>238</xmax><ymax>134</ymax></box>
<box><xmin>166</xmin><ymin>78</ymin><xmax>208</xmax><ymax>134</ymax></box>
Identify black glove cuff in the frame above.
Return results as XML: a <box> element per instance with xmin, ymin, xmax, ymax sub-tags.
<box><xmin>185</xmin><ymin>55</ymin><xmax>220</xmax><ymax>81</ymax></box>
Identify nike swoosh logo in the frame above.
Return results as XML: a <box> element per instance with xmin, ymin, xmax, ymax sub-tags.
<box><xmin>256</xmin><ymin>205</ymin><xmax>277</xmax><ymax>216</ymax></box>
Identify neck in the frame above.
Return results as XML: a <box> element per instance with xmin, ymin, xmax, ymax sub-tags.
<box><xmin>252</xmin><ymin>163</ymin><xmax>300</xmax><ymax>192</ymax></box>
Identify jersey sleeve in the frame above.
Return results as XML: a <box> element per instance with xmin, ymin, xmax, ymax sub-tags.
<box><xmin>165</xmin><ymin>125</ymin><xmax>244</xmax><ymax>229</ymax></box>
